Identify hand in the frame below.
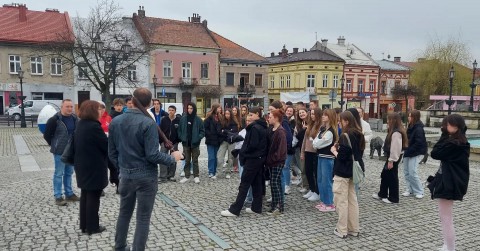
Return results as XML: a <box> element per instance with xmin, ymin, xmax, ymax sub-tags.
<box><xmin>163</xmin><ymin>140</ymin><xmax>173</xmax><ymax>150</ymax></box>
<box><xmin>309</xmin><ymin>137</ymin><xmax>314</xmax><ymax>141</ymax></box>
<box><xmin>302</xmin><ymin>121</ymin><xmax>307</xmax><ymax>129</ymax></box>
<box><xmin>171</xmin><ymin>151</ymin><xmax>183</xmax><ymax>161</ymax></box>
<box><xmin>300</xmin><ymin>154</ymin><xmax>304</xmax><ymax>160</ymax></box>
<box><xmin>330</xmin><ymin>145</ymin><xmax>337</xmax><ymax>153</ymax></box>
<box><xmin>387</xmin><ymin>161</ymin><xmax>393</xmax><ymax>169</ymax></box>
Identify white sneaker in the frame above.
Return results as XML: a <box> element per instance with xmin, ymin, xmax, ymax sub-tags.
<box><xmin>220</xmin><ymin>210</ymin><xmax>237</xmax><ymax>217</ymax></box>
<box><xmin>226</xmin><ymin>175</ymin><xmax>231</xmax><ymax>179</ymax></box>
<box><xmin>299</xmin><ymin>188</ymin><xmax>307</xmax><ymax>193</ymax></box>
<box><xmin>179</xmin><ymin>177</ymin><xmax>190</xmax><ymax>184</ymax></box>
<box><xmin>415</xmin><ymin>194</ymin><xmax>424</xmax><ymax>199</ymax></box>
<box><xmin>180</xmin><ymin>171</ymin><xmax>185</xmax><ymax>177</ymax></box>
<box><xmin>194</xmin><ymin>177</ymin><xmax>200</xmax><ymax>184</ymax></box>
<box><xmin>208</xmin><ymin>174</ymin><xmax>213</xmax><ymax>178</ymax></box>
<box><xmin>284</xmin><ymin>185</ymin><xmax>291</xmax><ymax>195</ymax></box>
<box><xmin>303</xmin><ymin>191</ymin><xmax>313</xmax><ymax>199</ymax></box>
<box><xmin>307</xmin><ymin>193</ymin><xmax>319</xmax><ymax>201</ymax></box>
<box><xmin>211</xmin><ymin>175</ymin><xmax>217</xmax><ymax>180</ymax></box>
<box><xmin>402</xmin><ymin>191</ymin><xmax>412</xmax><ymax>197</ymax></box>
<box><xmin>267</xmin><ymin>197</ymin><xmax>272</xmax><ymax>202</ymax></box>
<box><xmin>382</xmin><ymin>198</ymin><xmax>392</xmax><ymax>204</ymax></box>
<box><xmin>265</xmin><ymin>181</ymin><xmax>270</xmax><ymax>186</ymax></box>
<box><xmin>372</xmin><ymin>193</ymin><xmax>382</xmax><ymax>200</ymax></box>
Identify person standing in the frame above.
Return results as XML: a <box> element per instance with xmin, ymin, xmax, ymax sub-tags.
<box><xmin>402</xmin><ymin>110</ymin><xmax>427</xmax><ymax>199</ymax></box>
<box><xmin>330</xmin><ymin>111</ymin><xmax>365</xmax><ymax>238</ymax></box>
<box><xmin>429</xmin><ymin>114</ymin><xmax>469</xmax><ymax>251</ymax></box>
<box><xmin>373</xmin><ymin>113</ymin><xmax>408</xmax><ymax>204</ymax></box>
<box><xmin>109</xmin><ymin>88</ymin><xmax>183</xmax><ymax>251</ymax></box>
<box><xmin>356</xmin><ymin>107</ymin><xmax>373</xmax><ymax>143</ymax></box>
<box><xmin>74</xmin><ymin>100</ymin><xmax>108</xmax><ymax>235</ymax></box>
<box><xmin>98</xmin><ymin>101</ymin><xmax>118</xmax><ymax>195</ymax></box>
<box><xmin>204</xmin><ymin>103</ymin><xmax>223</xmax><ymax>179</ymax></box>
<box><xmin>110</xmin><ymin>98</ymin><xmax>125</xmax><ymax>119</ymax></box>
<box><xmin>295</xmin><ymin>108</ymin><xmax>309</xmax><ymax>192</ymax></box>
<box><xmin>43</xmin><ymin>99</ymin><xmax>80</xmax><ymax>206</ymax></box>
<box><xmin>221</xmin><ymin>107</ymin><xmax>268</xmax><ymax>217</ymax></box>
<box><xmin>178</xmin><ymin>102</ymin><xmax>205</xmax><ymax>184</ymax></box>
<box><xmin>301</xmin><ymin>108</ymin><xmax>322</xmax><ymax>201</ymax></box>
<box><xmin>216</xmin><ymin>109</ymin><xmax>238</xmax><ymax>179</ymax></box>
<box><xmin>159</xmin><ymin>105</ymin><xmax>181</xmax><ymax>182</ymax></box>
<box><xmin>150</xmin><ymin>99</ymin><xmax>167</xmax><ymax>127</ymax></box>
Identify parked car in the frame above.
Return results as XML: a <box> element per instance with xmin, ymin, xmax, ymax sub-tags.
<box><xmin>7</xmin><ymin>100</ymin><xmax>62</xmax><ymax>120</ymax></box>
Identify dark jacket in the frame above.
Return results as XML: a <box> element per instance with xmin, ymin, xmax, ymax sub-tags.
<box><xmin>43</xmin><ymin>112</ymin><xmax>78</xmax><ymax>155</ymax></box>
<box><xmin>221</xmin><ymin>119</ymin><xmax>239</xmax><ymax>142</ymax></box>
<box><xmin>160</xmin><ymin>115</ymin><xmax>180</xmax><ymax>145</ymax></box>
<box><xmin>430</xmin><ymin>134</ymin><xmax>470</xmax><ymax>200</ymax></box>
<box><xmin>281</xmin><ymin>116</ymin><xmax>294</xmax><ymax>154</ymax></box>
<box><xmin>295</xmin><ymin>126</ymin><xmax>306</xmax><ymax>149</ymax></box>
<box><xmin>150</xmin><ymin>107</ymin><xmax>167</xmax><ymax>125</ymax></box>
<box><xmin>239</xmin><ymin>119</ymin><xmax>268</xmax><ymax>166</ymax></box>
<box><xmin>266</xmin><ymin>126</ymin><xmax>287</xmax><ymax>167</ymax></box>
<box><xmin>74</xmin><ymin>119</ymin><xmax>108</xmax><ymax>191</ymax></box>
<box><xmin>333</xmin><ymin>131</ymin><xmax>364</xmax><ymax>178</ymax></box>
<box><xmin>110</xmin><ymin>110</ymin><xmax>123</xmax><ymax>119</ymax></box>
<box><xmin>177</xmin><ymin>110</ymin><xmax>205</xmax><ymax>148</ymax></box>
<box><xmin>204</xmin><ymin>115</ymin><xmax>223</xmax><ymax>146</ymax></box>
<box><xmin>108</xmin><ymin>109</ymin><xmax>176</xmax><ymax>179</ymax></box>
<box><xmin>404</xmin><ymin>122</ymin><xmax>428</xmax><ymax>157</ymax></box>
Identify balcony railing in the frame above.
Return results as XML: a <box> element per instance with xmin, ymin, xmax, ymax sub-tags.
<box><xmin>179</xmin><ymin>77</ymin><xmax>197</xmax><ymax>89</ymax></box>
<box><xmin>237</xmin><ymin>84</ymin><xmax>256</xmax><ymax>96</ymax></box>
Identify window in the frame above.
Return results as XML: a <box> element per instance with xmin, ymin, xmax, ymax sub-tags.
<box><xmin>395</xmin><ymin>80</ymin><xmax>400</xmax><ymax>87</ymax></box>
<box><xmin>286</xmin><ymin>75</ymin><xmax>291</xmax><ymax>88</ymax></box>
<box><xmin>9</xmin><ymin>55</ymin><xmax>21</xmax><ymax>73</ymax></box>
<box><xmin>240</xmin><ymin>73</ymin><xmax>250</xmax><ymax>86</ymax></box>
<box><xmin>270</xmin><ymin>76</ymin><xmax>275</xmax><ymax>88</ymax></box>
<box><xmin>201</xmin><ymin>63</ymin><xmax>208</xmax><ymax>79</ymax></box>
<box><xmin>381</xmin><ymin>81</ymin><xmax>386</xmax><ymax>94</ymax></box>
<box><xmin>163</xmin><ymin>60</ymin><xmax>172</xmax><ymax>77</ymax></box>
<box><xmin>333</xmin><ymin>75</ymin><xmax>339</xmax><ymax>88</ymax></box>
<box><xmin>280</xmin><ymin>75</ymin><xmax>285</xmax><ymax>88</ymax></box>
<box><xmin>127</xmin><ymin>65</ymin><xmax>137</xmax><ymax>81</ymax></box>
<box><xmin>182</xmin><ymin>62</ymin><xmax>191</xmax><ymax>78</ymax></box>
<box><xmin>50</xmin><ymin>58</ymin><xmax>62</xmax><ymax>75</ymax></box>
<box><xmin>358</xmin><ymin>80</ymin><xmax>364</xmax><ymax>93</ymax></box>
<box><xmin>346</xmin><ymin>80</ymin><xmax>352</xmax><ymax>92</ymax></box>
<box><xmin>32</xmin><ymin>92</ymin><xmax>63</xmax><ymax>100</ymax></box>
<box><xmin>226</xmin><ymin>72</ymin><xmax>234</xmax><ymax>86</ymax></box>
<box><xmin>78</xmin><ymin>63</ymin><xmax>88</xmax><ymax>79</ymax></box>
<box><xmin>30</xmin><ymin>57</ymin><xmax>43</xmax><ymax>75</ymax></box>
<box><xmin>255</xmin><ymin>74</ymin><xmax>262</xmax><ymax>87</ymax></box>
<box><xmin>322</xmin><ymin>74</ymin><xmax>328</xmax><ymax>88</ymax></box>
<box><xmin>369</xmin><ymin>80</ymin><xmax>375</xmax><ymax>92</ymax></box>
<box><xmin>307</xmin><ymin>74</ymin><xmax>315</xmax><ymax>88</ymax></box>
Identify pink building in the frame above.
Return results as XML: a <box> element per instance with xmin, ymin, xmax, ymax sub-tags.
<box><xmin>429</xmin><ymin>95</ymin><xmax>480</xmax><ymax>111</ymax></box>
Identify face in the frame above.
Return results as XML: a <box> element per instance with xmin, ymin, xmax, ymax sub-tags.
<box><xmin>61</xmin><ymin>101</ymin><xmax>73</xmax><ymax>116</ymax></box>
<box><xmin>241</xmin><ymin>107</ymin><xmax>247</xmax><ymax>115</ymax></box>
<box><xmin>322</xmin><ymin>113</ymin><xmax>329</xmax><ymax>123</ymax></box>
<box><xmin>268</xmin><ymin>106</ymin><xmax>276</xmax><ymax>113</ymax></box>
<box><xmin>408</xmin><ymin>113</ymin><xmax>412</xmax><ymax>123</ymax></box>
<box><xmin>153</xmin><ymin>101</ymin><xmax>161</xmax><ymax>110</ymax></box>
<box><xmin>225</xmin><ymin>111</ymin><xmax>231</xmax><ymax>119</ymax></box>
<box><xmin>98</xmin><ymin>106</ymin><xmax>104</xmax><ymax>120</ymax></box>
<box><xmin>187</xmin><ymin>105</ymin><xmax>194</xmax><ymax>115</ymax></box>
<box><xmin>232</xmin><ymin>107</ymin><xmax>238</xmax><ymax>115</ymax></box>
<box><xmin>310</xmin><ymin>110</ymin><xmax>315</xmax><ymax>121</ymax></box>
<box><xmin>341</xmin><ymin>119</ymin><xmax>348</xmax><ymax>129</ymax></box>
<box><xmin>356</xmin><ymin>108</ymin><xmax>364</xmax><ymax>118</ymax></box>
<box><xmin>447</xmin><ymin>123</ymin><xmax>458</xmax><ymax>134</ymax></box>
<box><xmin>246</xmin><ymin>116</ymin><xmax>252</xmax><ymax>126</ymax></box>
<box><xmin>216</xmin><ymin>107</ymin><xmax>222</xmax><ymax>115</ymax></box>
<box><xmin>126</xmin><ymin>100</ymin><xmax>133</xmax><ymax>108</ymax></box>
<box><xmin>309</xmin><ymin>102</ymin><xmax>316</xmax><ymax>109</ymax></box>
<box><xmin>299</xmin><ymin>110</ymin><xmax>307</xmax><ymax>120</ymax></box>
<box><xmin>114</xmin><ymin>104</ymin><xmax>123</xmax><ymax>112</ymax></box>
<box><xmin>247</xmin><ymin>112</ymin><xmax>259</xmax><ymax>121</ymax></box>
<box><xmin>268</xmin><ymin>113</ymin><xmax>277</xmax><ymax>125</ymax></box>
<box><xmin>286</xmin><ymin>108</ymin><xmax>294</xmax><ymax>117</ymax></box>
<box><xmin>168</xmin><ymin>108</ymin><xmax>176</xmax><ymax>117</ymax></box>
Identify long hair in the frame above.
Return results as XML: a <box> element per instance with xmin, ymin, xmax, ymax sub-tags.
<box><xmin>206</xmin><ymin>103</ymin><xmax>223</xmax><ymax>125</ymax></box>
<box><xmin>248</xmin><ymin>106</ymin><xmax>262</xmax><ymax>119</ymax></box>
<box><xmin>442</xmin><ymin>114</ymin><xmax>468</xmax><ymax>144</ymax></box>
<box><xmin>306</xmin><ymin>108</ymin><xmax>323</xmax><ymax>138</ymax></box>
<box><xmin>223</xmin><ymin>109</ymin><xmax>233</xmax><ymax>128</ymax></box>
<box><xmin>387</xmin><ymin>113</ymin><xmax>408</xmax><ymax>149</ymax></box>
<box><xmin>231</xmin><ymin>106</ymin><xmax>241</xmax><ymax>131</ymax></box>
<box><xmin>408</xmin><ymin>109</ymin><xmax>421</xmax><ymax>128</ymax></box>
<box><xmin>295</xmin><ymin>107</ymin><xmax>308</xmax><ymax>132</ymax></box>
<box><xmin>323</xmin><ymin>109</ymin><xmax>339</xmax><ymax>142</ymax></box>
<box><xmin>339</xmin><ymin>111</ymin><xmax>366</xmax><ymax>151</ymax></box>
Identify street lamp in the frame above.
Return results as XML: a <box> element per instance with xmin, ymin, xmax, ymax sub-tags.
<box><xmin>17</xmin><ymin>68</ymin><xmax>26</xmax><ymax>128</ymax></box>
<box><xmin>337</xmin><ymin>75</ymin><xmax>345</xmax><ymax>110</ymax></box>
<box><xmin>152</xmin><ymin>74</ymin><xmax>158</xmax><ymax>98</ymax></box>
<box><xmin>93</xmin><ymin>34</ymin><xmax>131</xmax><ymax>101</ymax></box>
<box><xmin>469</xmin><ymin>60</ymin><xmax>477</xmax><ymax>112</ymax></box>
<box><xmin>446</xmin><ymin>66</ymin><xmax>455</xmax><ymax>115</ymax></box>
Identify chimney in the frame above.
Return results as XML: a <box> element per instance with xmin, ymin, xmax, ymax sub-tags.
<box><xmin>367</xmin><ymin>53</ymin><xmax>372</xmax><ymax>57</ymax></box>
<box><xmin>189</xmin><ymin>13</ymin><xmax>201</xmax><ymax>23</ymax></box>
<box><xmin>293</xmin><ymin>48</ymin><xmax>299</xmax><ymax>54</ymax></box>
<box><xmin>394</xmin><ymin>57</ymin><xmax>401</xmax><ymax>62</ymax></box>
<box><xmin>281</xmin><ymin>45</ymin><xmax>288</xmax><ymax>58</ymax></box>
<box><xmin>270</xmin><ymin>52</ymin><xmax>275</xmax><ymax>57</ymax></box>
<box><xmin>202</xmin><ymin>19</ymin><xmax>208</xmax><ymax>27</ymax></box>
<box><xmin>321</xmin><ymin>39</ymin><xmax>328</xmax><ymax>47</ymax></box>
<box><xmin>19</xmin><ymin>4</ymin><xmax>27</xmax><ymax>22</ymax></box>
<box><xmin>337</xmin><ymin>36</ymin><xmax>346</xmax><ymax>46</ymax></box>
<box><xmin>137</xmin><ymin>6</ymin><xmax>145</xmax><ymax>18</ymax></box>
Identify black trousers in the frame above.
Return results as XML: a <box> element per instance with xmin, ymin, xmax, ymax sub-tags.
<box><xmin>80</xmin><ymin>189</ymin><xmax>102</xmax><ymax>232</ymax></box>
<box><xmin>304</xmin><ymin>152</ymin><xmax>318</xmax><ymax>194</ymax></box>
<box><xmin>378</xmin><ymin>156</ymin><xmax>402</xmax><ymax>203</ymax></box>
<box><xmin>229</xmin><ymin>157</ymin><xmax>265</xmax><ymax>215</ymax></box>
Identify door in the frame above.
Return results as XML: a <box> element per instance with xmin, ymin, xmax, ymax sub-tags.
<box><xmin>78</xmin><ymin>91</ymin><xmax>90</xmax><ymax>108</ymax></box>
<box><xmin>0</xmin><ymin>96</ymin><xmax>3</xmax><ymax>115</ymax></box>
<box><xmin>369</xmin><ymin>103</ymin><xmax>375</xmax><ymax>119</ymax></box>
<box><xmin>196</xmin><ymin>98</ymin><xmax>204</xmax><ymax>118</ymax></box>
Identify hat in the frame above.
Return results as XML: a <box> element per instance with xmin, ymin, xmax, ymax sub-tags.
<box><xmin>98</xmin><ymin>101</ymin><xmax>106</xmax><ymax>108</ymax></box>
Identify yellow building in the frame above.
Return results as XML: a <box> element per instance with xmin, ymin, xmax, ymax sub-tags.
<box><xmin>266</xmin><ymin>46</ymin><xmax>344</xmax><ymax>108</ymax></box>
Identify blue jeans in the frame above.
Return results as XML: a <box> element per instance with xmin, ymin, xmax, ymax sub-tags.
<box><xmin>281</xmin><ymin>154</ymin><xmax>294</xmax><ymax>190</ymax></box>
<box><xmin>238</xmin><ymin>159</ymin><xmax>252</xmax><ymax>202</ymax></box>
<box><xmin>115</xmin><ymin>176</ymin><xmax>158</xmax><ymax>251</ymax></box>
<box><xmin>403</xmin><ymin>155</ymin><xmax>424</xmax><ymax>196</ymax></box>
<box><xmin>317</xmin><ymin>157</ymin><xmax>334</xmax><ymax>205</ymax></box>
<box><xmin>53</xmin><ymin>154</ymin><xmax>74</xmax><ymax>199</ymax></box>
<box><xmin>206</xmin><ymin>144</ymin><xmax>219</xmax><ymax>176</ymax></box>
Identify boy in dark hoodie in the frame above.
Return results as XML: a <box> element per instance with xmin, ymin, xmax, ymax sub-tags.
<box><xmin>159</xmin><ymin>105</ymin><xmax>181</xmax><ymax>182</ymax></box>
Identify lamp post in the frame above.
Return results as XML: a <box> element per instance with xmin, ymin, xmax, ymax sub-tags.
<box><xmin>152</xmin><ymin>74</ymin><xmax>158</xmax><ymax>98</ymax></box>
<box><xmin>446</xmin><ymin>66</ymin><xmax>455</xmax><ymax>115</ymax></box>
<box><xmin>18</xmin><ymin>68</ymin><xmax>26</xmax><ymax>128</ymax></box>
<box><xmin>337</xmin><ymin>75</ymin><xmax>345</xmax><ymax>110</ymax></box>
<box><xmin>93</xmin><ymin>34</ymin><xmax>131</xmax><ymax>101</ymax></box>
<box><xmin>469</xmin><ymin>60</ymin><xmax>477</xmax><ymax>112</ymax></box>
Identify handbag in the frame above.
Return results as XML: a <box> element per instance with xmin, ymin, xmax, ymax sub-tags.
<box><xmin>61</xmin><ymin>135</ymin><xmax>75</xmax><ymax>165</ymax></box>
<box><xmin>344</xmin><ymin>133</ymin><xmax>365</xmax><ymax>185</ymax></box>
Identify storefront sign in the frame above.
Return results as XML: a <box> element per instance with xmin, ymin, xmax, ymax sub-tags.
<box><xmin>5</xmin><ymin>83</ymin><xmax>19</xmax><ymax>91</ymax></box>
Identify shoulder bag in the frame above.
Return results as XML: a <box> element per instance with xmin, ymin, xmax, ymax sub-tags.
<box><xmin>344</xmin><ymin>133</ymin><xmax>365</xmax><ymax>185</ymax></box>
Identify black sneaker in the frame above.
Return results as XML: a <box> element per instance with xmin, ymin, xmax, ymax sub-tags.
<box><xmin>55</xmin><ymin>197</ymin><xmax>67</xmax><ymax>206</ymax></box>
<box><xmin>266</xmin><ymin>209</ymin><xmax>283</xmax><ymax>216</ymax></box>
<box><xmin>65</xmin><ymin>194</ymin><xmax>80</xmax><ymax>202</ymax></box>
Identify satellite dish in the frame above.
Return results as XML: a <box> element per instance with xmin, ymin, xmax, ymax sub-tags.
<box><xmin>37</xmin><ymin>104</ymin><xmax>58</xmax><ymax>133</ymax></box>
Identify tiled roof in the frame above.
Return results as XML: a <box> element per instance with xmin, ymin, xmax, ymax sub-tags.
<box><xmin>0</xmin><ymin>4</ymin><xmax>74</xmax><ymax>44</ymax></box>
<box><xmin>267</xmin><ymin>49</ymin><xmax>344</xmax><ymax>64</ymax></box>
<box><xmin>209</xmin><ymin>31</ymin><xmax>265</xmax><ymax>62</ymax></box>
<box><xmin>133</xmin><ymin>16</ymin><xmax>219</xmax><ymax>49</ymax></box>
<box><xmin>312</xmin><ymin>41</ymin><xmax>378</xmax><ymax>67</ymax></box>
<box><xmin>375</xmin><ymin>59</ymin><xmax>410</xmax><ymax>71</ymax></box>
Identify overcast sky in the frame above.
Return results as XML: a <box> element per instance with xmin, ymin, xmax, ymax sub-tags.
<box><xmin>21</xmin><ymin>0</ymin><xmax>480</xmax><ymax>65</ymax></box>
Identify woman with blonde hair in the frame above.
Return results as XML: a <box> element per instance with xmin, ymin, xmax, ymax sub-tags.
<box><xmin>301</xmin><ymin>107</ymin><xmax>323</xmax><ymax>201</ymax></box>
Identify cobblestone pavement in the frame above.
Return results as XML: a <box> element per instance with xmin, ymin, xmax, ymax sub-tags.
<box><xmin>1</xmin><ymin>128</ymin><xmax>480</xmax><ymax>250</ymax></box>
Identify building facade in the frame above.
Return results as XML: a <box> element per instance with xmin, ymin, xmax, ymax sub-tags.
<box><xmin>0</xmin><ymin>4</ymin><xmax>74</xmax><ymax>114</ymax></box>
<box><xmin>375</xmin><ymin>59</ymin><xmax>411</xmax><ymax>117</ymax></box>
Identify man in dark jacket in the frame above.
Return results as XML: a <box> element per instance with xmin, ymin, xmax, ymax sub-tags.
<box><xmin>150</xmin><ymin>99</ymin><xmax>167</xmax><ymax>127</ymax></box>
<box><xmin>178</xmin><ymin>102</ymin><xmax>205</xmax><ymax>184</ymax></box>
<box><xmin>43</xmin><ymin>99</ymin><xmax>80</xmax><ymax>206</ymax></box>
<box><xmin>159</xmin><ymin>105</ymin><xmax>181</xmax><ymax>182</ymax></box>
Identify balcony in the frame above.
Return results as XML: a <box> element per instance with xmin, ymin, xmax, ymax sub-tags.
<box><xmin>237</xmin><ymin>84</ymin><xmax>256</xmax><ymax>97</ymax></box>
<box><xmin>179</xmin><ymin>77</ymin><xmax>198</xmax><ymax>89</ymax></box>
